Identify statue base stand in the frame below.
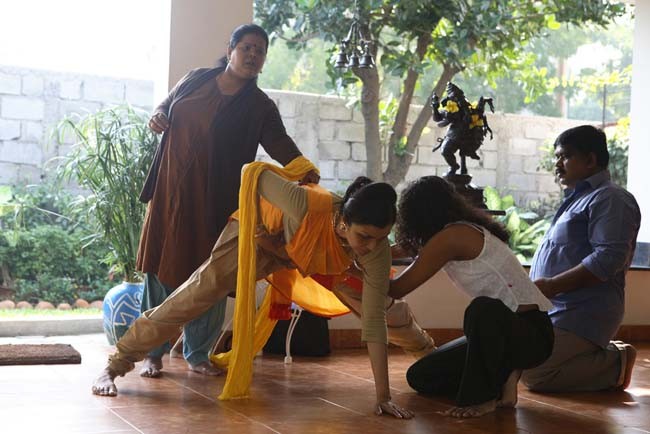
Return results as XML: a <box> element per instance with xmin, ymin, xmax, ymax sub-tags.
<box><xmin>443</xmin><ymin>173</ymin><xmax>487</xmax><ymax>210</ymax></box>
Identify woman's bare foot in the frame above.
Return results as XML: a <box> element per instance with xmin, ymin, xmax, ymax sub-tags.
<box><xmin>189</xmin><ymin>361</ymin><xmax>224</xmax><ymax>376</ymax></box>
<box><xmin>440</xmin><ymin>400</ymin><xmax>497</xmax><ymax>418</ymax></box>
<box><xmin>92</xmin><ymin>367</ymin><xmax>118</xmax><ymax>396</ymax></box>
<box><xmin>139</xmin><ymin>356</ymin><xmax>163</xmax><ymax>378</ymax></box>
<box><xmin>497</xmin><ymin>369</ymin><xmax>522</xmax><ymax>408</ymax></box>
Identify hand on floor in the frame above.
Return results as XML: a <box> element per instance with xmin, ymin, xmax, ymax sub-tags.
<box><xmin>375</xmin><ymin>400</ymin><xmax>414</xmax><ymax>419</ymax></box>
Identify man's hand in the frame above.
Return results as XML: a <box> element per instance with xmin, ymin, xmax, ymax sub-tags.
<box><xmin>534</xmin><ymin>277</ymin><xmax>558</xmax><ymax>298</ymax></box>
<box><xmin>299</xmin><ymin>169</ymin><xmax>320</xmax><ymax>185</ymax></box>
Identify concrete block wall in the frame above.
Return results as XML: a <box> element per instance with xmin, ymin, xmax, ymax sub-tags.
<box><xmin>265</xmin><ymin>90</ymin><xmax>586</xmax><ymax>204</ymax></box>
<box><xmin>0</xmin><ymin>65</ymin><xmax>153</xmax><ymax>184</ymax></box>
<box><xmin>1</xmin><ymin>65</ymin><xmax>589</xmax><ymax>206</ymax></box>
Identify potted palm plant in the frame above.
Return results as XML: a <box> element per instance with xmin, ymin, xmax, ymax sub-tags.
<box><xmin>56</xmin><ymin>105</ymin><xmax>158</xmax><ymax>343</ymax></box>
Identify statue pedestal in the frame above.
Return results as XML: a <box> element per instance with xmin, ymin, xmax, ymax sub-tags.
<box><xmin>443</xmin><ymin>174</ymin><xmax>487</xmax><ymax>210</ymax></box>
<box><xmin>443</xmin><ymin>174</ymin><xmax>505</xmax><ymax>216</ymax></box>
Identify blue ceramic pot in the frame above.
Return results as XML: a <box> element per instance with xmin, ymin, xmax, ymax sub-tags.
<box><xmin>102</xmin><ymin>281</ymin><xmax>144</xmax><ymax>345</ymax></box>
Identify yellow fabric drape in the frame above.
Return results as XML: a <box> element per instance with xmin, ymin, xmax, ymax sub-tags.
<box><xmin>210</xmin><ymin>271</ymin><xmax>351</xmax><ymax>369</ymax></box>
<box><xmin>211</xmin><ymin>287</ymin><xmax>278</xmax><ymax>372</ymax></box>
<box><xmin>267</xmin><ymin>271</ymin><xmax>351</xmax><ymax>318</ymax></box>
<box><xmin>285</xmin><ymin>185</ymin><xmax>351</xmax><ymax>277</ymax></box>
<box><xmin>216</xmin><ymin>157</ymin><xmax>316</xmax><ymax>400</ymax></box>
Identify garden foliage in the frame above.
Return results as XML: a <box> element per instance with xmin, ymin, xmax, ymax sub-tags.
<box><xmin>0</xmin><ymin>182</ymin><xmax>112</xmax><ymax>304</ymax></box>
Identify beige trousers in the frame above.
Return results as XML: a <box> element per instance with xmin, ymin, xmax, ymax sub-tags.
<box><xmin>332</xmin><ymin>284</ymin><xmax>435</xmax><ymax>359</ymax></box>
<box><xmin>107</xmin><ymin>221</ymin><xmax>434</xmax><ymax>376</ymax></box>
<box><xmin>521</xmin><ymin>327</ymin><xmax>623</xmax><ymax>392</ymax></box>
<box><xmin>108</xmin><ymin>221</ymin><xmax>286</xmax><ymax>375</ymax></box>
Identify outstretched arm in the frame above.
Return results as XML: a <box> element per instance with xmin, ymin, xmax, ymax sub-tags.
<box><xmin>359</xmin><ymin>241</ymin><xmax>413</xmax><ymax>419</ymax></box>
<box><xmin>389</xmin><ymin>225</ymin><xmax>482</xmax><ymax>299</ymax></box>
<box><xmin>260</xmin><ymin>101</ymin><xmax>302</xmax><ymax>166</ymax></box>
<box><xmin>257</xmin><ymin>170</ymin><xmax>308</xmax><ymax>223</ymax></box>
<box><xmin>366</xmin><ymin>342</ymin><xmax>413</xmax><ymax>419</ymax></box>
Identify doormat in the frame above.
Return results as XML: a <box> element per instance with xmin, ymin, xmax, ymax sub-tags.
<box><xmin>0</xmin><ymin>344</ymin><xmax>81</xmax><ymax>365</ymax></box>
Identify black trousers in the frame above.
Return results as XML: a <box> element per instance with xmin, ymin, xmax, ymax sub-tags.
<box><xmin>407</xmin><ymin>296</ymin><xmax>554</xmax><ymax>406</ymax></box>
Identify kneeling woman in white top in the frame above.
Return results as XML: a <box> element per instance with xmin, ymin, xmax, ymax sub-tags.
<box><xmin>389</xmin><ymin>176</ymin><xmax>553</xmax><ymax>418</ymax></box>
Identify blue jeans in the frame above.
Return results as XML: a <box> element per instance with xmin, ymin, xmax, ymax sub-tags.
<box><xmin>140</xmin><ymin>273</ymin><xmax>226</xmax><ymax>366</ymax></box>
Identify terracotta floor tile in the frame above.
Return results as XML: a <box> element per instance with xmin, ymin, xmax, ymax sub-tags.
<box><xmin>112</xmin><ymin>400</ymin><xmax>277</xmax><ymax>434</ymax></box>
<box><xmin>0</xmin><ymin>334</ymin><xmax>649</xmax><ymax>433</ymax></box>
<box><xmin>0</xmin><ymin>406</ymin><xmax>138</xmax><ymax>433</ymax></box>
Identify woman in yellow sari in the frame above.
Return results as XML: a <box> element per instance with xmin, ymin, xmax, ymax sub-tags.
<box><xmin>92</xmin><ymin>157</ymin><xmax>415</xmax><ymax>419</ymax></box>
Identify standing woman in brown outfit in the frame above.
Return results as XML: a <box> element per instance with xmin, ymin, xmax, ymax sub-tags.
<box><xmin>136</xmin><ymin>24</ymin><xmax>319</xmax><ymax>377</ymax></box>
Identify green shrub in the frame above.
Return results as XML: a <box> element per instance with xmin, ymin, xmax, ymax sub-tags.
<box><xmin>14</xmin><ymin>275</ymin><xmax>76</xmax><ymax>305</ymax></box>
<box><xmin>7</xmin><ymin>226</ymin><xmax>76</xmax><ymax>280</ymax></box>
<box><xmin>484</xmin><ymin>186</ymin><xmax>551</xmax><ymax>263</ymax></box>
<box><xmin>0</xmin><ymin>180</ymin><xmax>112</xmax><ymax>304</ymax></box>
<box><xmin>607</xmin><ymin>118</ymin><xmax>629</xmax><ymax>187</ymax></box>
<box><xmin>1</xmin><ymin>227</ymin><xmax>112</xmax><ymax>304</ymax></box>
<box><xmin>0</xmin><ymin>180</ymin><xmax>75</xmax><ymax>231</ymax></box>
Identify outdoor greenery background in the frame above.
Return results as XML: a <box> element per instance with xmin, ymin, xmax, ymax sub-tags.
<box><xmin>0</xmin><ymin>105</ymin><xmax>157</xmax><ymax>306</ymax></box>
<box><xmin>0</xmin><ymin>181</ymin><xmax>113</xmax><ymax>305</ymax></box>
<box><xmin>258</xmin><ymin>7</ymin><xmax>632</xmax><ymax>124</ymax></box>
<box><xmin>0</xmin><ymin>2</ymin><xmax>634</xmax><ymax>305</ymax></box>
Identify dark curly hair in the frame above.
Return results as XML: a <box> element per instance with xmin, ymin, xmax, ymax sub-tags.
<box><xmin>340</xmin><ymin>176</ymin><xmax>397</xmax><ymax>228</ymax></box>
<box><xmin>396</xmin><ymin>176</ymin><xmax>509</xmax><ymax>255</ymax></box>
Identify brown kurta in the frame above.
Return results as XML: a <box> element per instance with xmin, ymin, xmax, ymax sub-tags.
<box><xmin>136</xmin><ymin>68</ymin><xmax>301</xmax><ymax>288</ymax></box>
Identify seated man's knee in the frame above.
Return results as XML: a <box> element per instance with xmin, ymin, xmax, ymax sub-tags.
<box><xmin>520</xmin><ymin>367</ymin><xmax>552</xmax><ymax>392</ymax></box>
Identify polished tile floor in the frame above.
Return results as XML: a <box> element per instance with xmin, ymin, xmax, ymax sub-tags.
<box><xmin>0</xmin><ymin>334</ymin><xmax>648</xmax><ymax>434</ymax></box>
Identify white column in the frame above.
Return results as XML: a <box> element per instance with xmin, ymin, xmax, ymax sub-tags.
<box><xmin>153</xmin><ymin>0</ymin><xmax>253</xmax><ymax>103</ymax></box>
<box><xmin>628</xmin><ymin>1</ymin><xmax>650</xmax><ymax>242</ymax></box>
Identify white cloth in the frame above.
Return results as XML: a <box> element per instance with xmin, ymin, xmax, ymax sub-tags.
<box><xmin>443</xmin><ymin>223</ymin><xmax>553</xmax><ymax>312</ymax></box>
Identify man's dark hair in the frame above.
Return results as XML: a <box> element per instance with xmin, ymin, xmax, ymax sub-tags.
<box><xmin>554</xmin><ymin>125</ymin><xmax>609</xmax><ymax>168</ymax></box>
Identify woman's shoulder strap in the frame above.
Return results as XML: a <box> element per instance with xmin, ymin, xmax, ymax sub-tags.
<box><xmin>444</xmin><ymin>221</ymin><xmax>485</xmax><ymax>234</ymax></box>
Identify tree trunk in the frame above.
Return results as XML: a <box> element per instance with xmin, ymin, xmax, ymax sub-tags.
<box><xmin>383</xmin><ymin>64</ymin><xmax>459</xmax><ymax>186</ymax></box>
<box><xmin>556</xmin><ymin>57</ymin><xmax>568</xmax><ymax>117</ymax></box>
<box><xmin>383</xmin><ymin>33</ymin><xmax>431</xmax><ymax>184</ymax></box>
<box><xmin>356</xmin><ymin>67</ymin><xmax>382</xmax><ymax>180</ymax></box>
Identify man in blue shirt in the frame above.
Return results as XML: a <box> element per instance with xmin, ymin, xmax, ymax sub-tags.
<box><xmin>522</xmin><ymin>125</ymin><xmax>641</xmax><ymax>392</ymax></box>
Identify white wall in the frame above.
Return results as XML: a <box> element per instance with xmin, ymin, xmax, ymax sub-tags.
<box><xmin>329</xmin><ymin>269</ymin><xmax>650</xmax><ymax>329</ymax></box>
<box><xmin>222</xmin><ymin>269</ymin><xmax>649</xmax><ymax>331</ymax></box>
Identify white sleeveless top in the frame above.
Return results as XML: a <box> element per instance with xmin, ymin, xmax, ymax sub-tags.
<box><xmin>443</xmin><ymin>223</ymin><xmax>553</xmax><ymax>312</ymax></box>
